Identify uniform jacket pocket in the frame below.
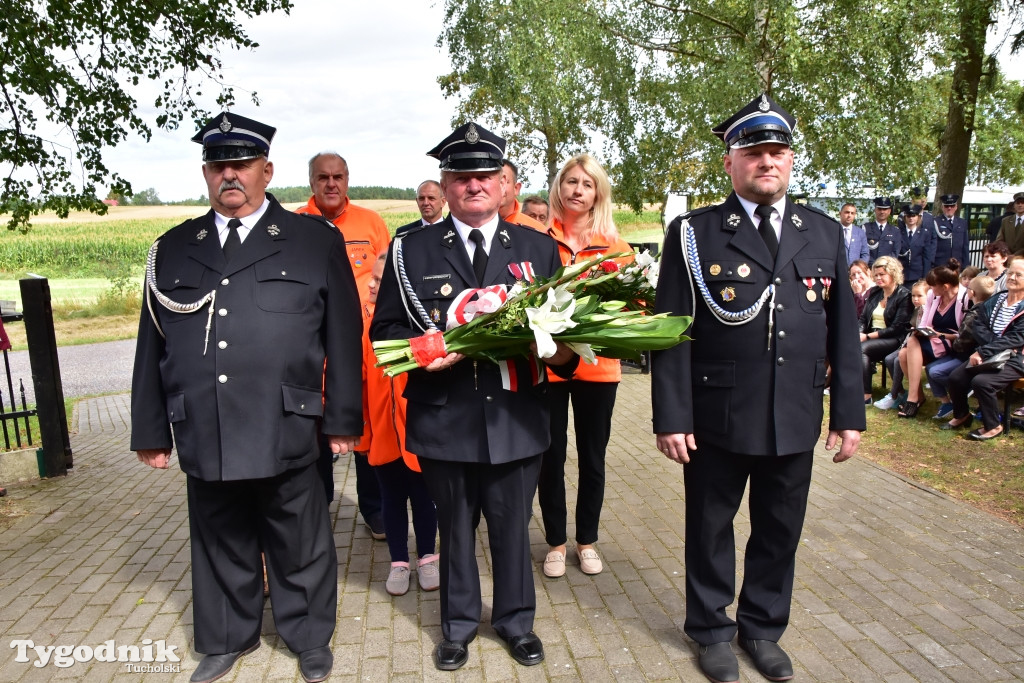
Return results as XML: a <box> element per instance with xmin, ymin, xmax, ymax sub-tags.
<box><xmin>255</xmin><ymin>262</ymin><xmax>312</xmax><ymax>313</ymax></box>
<box><xmin>165</xmin><ymin>392</ymin><xmax>186</xmax><ymax>423</ymax></box>
<box><xmin>281</xmin><ymin>383</ymin><xmax>323</xmax><ymax>417</ymax></box>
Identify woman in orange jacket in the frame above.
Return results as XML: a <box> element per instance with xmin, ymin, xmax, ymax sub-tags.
<box><xmin>538</xmin><ymin>154</ymin><xmax>633</xmax><ymax>579</ymax></box>
<box><xmin>363</xmin><ymin>252</ymin><xmax>439</xmax><ymax>596</ymax></box>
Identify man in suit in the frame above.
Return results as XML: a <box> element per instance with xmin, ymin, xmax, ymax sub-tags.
<box><xmin>864</xmin><ymin>196</ymin><xmax>901</xmax><ymax>264</ymax></box>
<box><xmin>933</xmin><ymin>193</ymin><xmax>970</xmax><ymax>269</ymax></box>
<box><xmin>130</xmin><ymin>113</ymin><xmax>363</xmax><ymax>683</ymax></box>
<box><xmin>651</xmin><ymin>93</ymin><xmax>865</xmax><ymax>683</ymax></box>
<box><xmin>394</xmin><ymin>179</ymin><xmax>446</xmax><ymax>236</ymax></box>
<box><xmin>838</xmin><ymin>202</ymin><xmax>869</xmax><ymax>265</ymax></box>
<box><xmin>371</xmin><ymin>122</ymin><xmax>578</xmax><ymax>672</ymax></box>
<box><xmin>996</xmin><ymin>191</ymin><xmax>1024</xmax><ymax>255</ymax></box>
<box><xmin>899</xmin><ymin>203</ymin><xmax>936</xmax><ymax>281</ymax></box>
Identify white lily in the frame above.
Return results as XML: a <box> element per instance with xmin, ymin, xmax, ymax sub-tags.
<box><xmin>567</xmin><ymin>342</ymin><xmax>597</xmax><ymax>365</ymax></box>
<box><xmin>525</xmin><ymin>287</ymin><xmax>578</xmax><ymax>358</ymax></box>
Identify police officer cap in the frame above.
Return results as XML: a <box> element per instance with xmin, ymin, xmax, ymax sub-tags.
<box><xmin>427</xmin><ymin>122</ymin><xmax>506</xmax><ymax>172</ymax></box>
<box><xmin>712</xmin><ymin>93</ymin><xmax>796</xmax><ymax>149</ymax></box>
<box><xmin>904</xmin><ymin>203</ymin><xmax>923</xmax><ymax>216</ymax></box>
<box><xmin>873</xmin><ymin>196</ymin><xmax>893</xmax><ymax>209</ymax></box>
<box><xmin>191</xmin><ymin>112</ymin><xmax>276</xmax><ymax>162</ymax></box>
<box><xmin>1014</xmin><ymin>192</ymin><xmax>1024</xmax><ymax>202</ymax></box>
<box><xmin>940</xmin><ymin>194</ymin><xmax>960</xmax><ymax>206</ymax></box>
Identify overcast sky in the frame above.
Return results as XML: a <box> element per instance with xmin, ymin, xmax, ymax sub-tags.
<box><xmin>102</xmin><ymin>2</ymin><xmax>1024</xmax><ymax>202</ymax></box>
<box><xmin>104</xmin><ymin>2</ymin><xmax>455</xmax><ymax>202</ymax></box>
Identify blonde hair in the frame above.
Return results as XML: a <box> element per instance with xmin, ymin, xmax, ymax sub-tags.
<box><xmin>548</xmin><ymin>154</ymin><xmax>617</xmax><ymax>243</ymax></box>
<box><xmin>871</xmin><ymin>255</ymin><xmax>905</xmax><ymax>286</ymax></box>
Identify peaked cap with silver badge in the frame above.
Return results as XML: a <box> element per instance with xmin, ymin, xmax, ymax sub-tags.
<box><xmin>712</xmin><ymin>93</ymin><xmax>796</xmax><ymax>149</ymax></box>
<box><xmin>427</xmin><ymin>122</ymin><xmax>506</xmax><ymax>172</ymax></box>
<box><xmin>191</xmin><ymin>112</ymin><xmax>276</xmax><ymax>162</ymax></box>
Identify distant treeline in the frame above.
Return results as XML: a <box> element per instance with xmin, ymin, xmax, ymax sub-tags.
<box><xmin>113</xmin><ymin>186</ymin><xmax>416</xmax><ymax>207</ymax></box>
<box><xmin>267</xmin><ymin>186</ymin><xmax>416</xmax><ymax>203</ymax></box>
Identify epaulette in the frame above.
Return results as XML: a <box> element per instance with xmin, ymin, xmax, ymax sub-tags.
<box><xmin>680</xmin><ymin>204</ymin><xmax>717</xmax><ymax>220</ymax></box>
<box><xmin>795</xmin><ymin>203</ymin><xmax>840</xmax><ymax>225</ymax></box>
<box><xmin>294</xmin><ymin>212</ymin><xmax>339</xmax><ymax>235</ymax></box>
<box><xmin>395</xmin><ymin>222</ymin><xmax>432</xmax><ymax>239</ymax></box>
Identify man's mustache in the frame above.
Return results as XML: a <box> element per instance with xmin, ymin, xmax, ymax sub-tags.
<box><xmin>219</xmin><ymin>180</ymin><xmax>245</xmax><ymax>195</ymax></box>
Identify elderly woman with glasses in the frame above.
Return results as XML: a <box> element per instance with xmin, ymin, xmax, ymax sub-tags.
<box><xmin>858</xmin><ymin>256</ymin><xmax>915</xmax><ymax>404</ymax></box>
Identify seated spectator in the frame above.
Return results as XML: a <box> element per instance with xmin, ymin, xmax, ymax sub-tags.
<box><xmin>521</xmin><ymin>195</ymin><xmax>549</xmax><ymax>225</ymax></box>
<box><xmin>981</xmin><ymin>241</ymin><xmax>1011</xmax><ymax>292</ymax></box>
<box><xmin>859</xmin><ymin>256</ymin><xmax>915</xmax><ymax>404</ymax></box>
<box><xmin>943</xmin><ymin>259</ymin><xmax>1024</xmax><ymax>440</ymax></box>
<box><xmin>362</xmin><ymin>252</ymin><xmax>440</xmax><ymax>596</ymax></box>
<box><xmin>959</xmin><ymin>265</ymin><xmax>980</xmax><ymax>288</ymax></box>
<box><xmin>925</xmin><ymin>276</ymin><xmax>998</xmax><ymax>418</ymax></box>
<box><xmin>874</xmin><ymin>280</ymin><xmax>928</xmax><ymax>410</ymax></box>
<box><xmin>849</xmin><ymin>259</ymin><xmax>872</xmax><ymax>318</ymax></box>
<box><xmin>896</xmin><ymin>260</ymin><xmax>969</xmax><ymax>418</ymax></box>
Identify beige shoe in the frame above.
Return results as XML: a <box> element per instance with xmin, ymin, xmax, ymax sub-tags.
<box><xmin>577</xmin><ymin>547</ymin><xmax>602</xmax><ymax>575</ymax></box>
<box><xmin>386</xmin><ymin>565</ymin><xmax>410</xmax><ymax>596</ymax></box>
<box><xmin>543</xmin><ymin>550</ymin><xmax>566</xmax><ymax>578</ymax></box>
<box><xmin>417</xmin><ymin>555</ymin><xmax>440</xmax><ymax>591</ymax></box>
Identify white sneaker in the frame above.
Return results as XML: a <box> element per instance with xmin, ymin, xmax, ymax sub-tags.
<box><xmin>873</xmin><ymin>395</ymin><xmax>897</xmax><ymax>410</ymax></box>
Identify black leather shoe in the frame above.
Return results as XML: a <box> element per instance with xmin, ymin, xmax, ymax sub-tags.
<box><xmin>505</xmin><ymin>631</ymin><xmax>544</xmax><ymax>666</ymax></box>
<box><xmin>434</xmin><ymin>640</ymin><xmax>469</xmax><ymax>671</ymax></box>
<box><xmin>969</xmin><ymin>425</ymin><xmax>1003</xmax><ymax>441</ymax></box>
<box><xmin>740</xmin><ymin>639</ymin><xmax>794</xmax><ymax>681</ymax></box>
<box><xmin>697</xmin><ymin>642</ymin><xmax>738</xmax><ymax>683</ymax></box>
<box><xmin>941</xmin><ymin>415</ymin><xmax>973</xmax><ymax>430</ymax></box>
<box><xmin>190</xmin><ymin>642</ymin><xmax>259</xmax><ymax>683</ymax></box>
<box><xmin>298</xmin><ymin>646</ymin><xmax>333</xmax><ymax>682</ymax></box>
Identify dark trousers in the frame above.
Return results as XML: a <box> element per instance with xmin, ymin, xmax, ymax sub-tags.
<box><xmin>373</xmin><ymin>458</ymin><xmax>437</xmax><ymax>563</ymax></box>
<box><xmin>186</xmin><ymin>462</ymin><xmax>337</xmax><ymax>655</ymax></box>
<box><xmin>949</xmin><ymin>361</ymin><xmax>1024</xmax><ymax>430</ymax></box>
<box><xmin>683</xmin><ymin>444</ymin><xmax>813</xmax><ymax>645</ymax></box>
<box><xmin>861</xmin><ymin>337</ymin><xmax>901</xmax><ymax>392</ymax></box>
<box><xmin>538</xmin><ymin>380</ymin><xmax>618</xmax><ymax>546</ymax></box>
<box><xmin>419</xmin><ymin>455</ymin><xmax>541</xmax><ymax>642</ymax></box>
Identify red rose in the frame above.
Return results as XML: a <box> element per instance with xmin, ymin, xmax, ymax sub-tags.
<box><xmin>599</xmin><ymin>260</ymin><xmax>619</xmax><ymax>273</ymax></box>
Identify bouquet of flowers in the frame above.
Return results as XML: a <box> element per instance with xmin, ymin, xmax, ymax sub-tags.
<box><xmin>372</xmin><ymin>252</ymin><xmax>689</xmax><ymax>376</ymax></box>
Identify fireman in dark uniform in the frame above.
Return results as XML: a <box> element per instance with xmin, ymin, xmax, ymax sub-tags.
<box><xmin>130</xmin><ymin>113</ymin><xmax>363</xmax><ymax>683</ymax></box>
<box><xmin>933</xmin><ymin>193</ymin><xmax>970</xmax><ymax>269</ymax></box>
<box><xmin>864</xmin><ymin>196</ymin><xmax>902</xmax><ymax>264</ymax></box>
<box><xmin>652</xmin><ymin>94</ymin><xmax>865</xmax><ymax>683</ymax></box>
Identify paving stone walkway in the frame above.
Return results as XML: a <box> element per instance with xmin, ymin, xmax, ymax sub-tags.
<box><xmin>0</xmin><ymin>372</ymin><xmax>1022</xmax><ymax>681</ymax></box>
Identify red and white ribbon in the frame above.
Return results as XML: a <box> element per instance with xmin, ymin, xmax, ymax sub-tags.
<box><xmin>446</xmin><ymin>285</ymin><xmax>509</xmax><ymax>329</ymax></box>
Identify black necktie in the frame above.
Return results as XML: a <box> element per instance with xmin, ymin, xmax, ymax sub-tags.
<box><xmin>755</xmin><ymin>205</ymin><xmax>778</xmax><ymax>259</ymax></box>
<box><xmin>223</xmin><ymin>218</ymin><xmax>242</xmax><ymax>260</ymax></box>
<box><xmin>469</xmin><ymin>229</ymin><xmax>487</xmax><ymax>285</ymax></box>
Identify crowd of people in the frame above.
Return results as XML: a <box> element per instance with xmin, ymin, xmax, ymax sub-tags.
<box><xmin>129</xmin><ymin>96</ymin><xmax>1020</xmax><ymax>683</ymax></box>
<box><xmin>847</xmin><ymin>191</ymin><xmax>1024</xmax><ymax>439</ymax></box>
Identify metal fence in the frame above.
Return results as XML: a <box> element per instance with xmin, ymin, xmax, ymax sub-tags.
<box><xmin>0</xmin><ymin>313</ymin><xmax>35</xmax><ymax>451</ymax></box>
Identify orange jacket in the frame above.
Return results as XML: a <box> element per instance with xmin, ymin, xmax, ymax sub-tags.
<box><xmin>504</xmin><ymin>198</ymin><xmax>547</xmax><ymax>232</ymax></box>
<box><xmin>360</xmin><ymin>303</ymin><xmax>419</xmax><ymax>471</ymax></box>
<box><xmin>546</xmin><ymin>219</ymin><xmax>634</xmax><ymax>383</ymax></box>
<box><xmin>296</xmin><ymin>196</ymin><xmax>390</xmax><ymax>305</ymax></box>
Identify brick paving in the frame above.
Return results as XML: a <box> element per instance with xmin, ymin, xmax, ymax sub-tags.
<box><xmin>0</xmin><ymin>372</ymin><xmax>1022</xmax><ymax>681</ymax></box>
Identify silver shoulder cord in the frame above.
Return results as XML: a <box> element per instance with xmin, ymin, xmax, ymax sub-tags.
<box><xmin>932</xmin><ymin>222</ymin><xmax>951</xmax><ymax>241</ymax></box>
<box><xmin>391</xmin><ymin>235</ymin><xmax>438</xmax><ymax>333</ymax></box>
<box><xmin>680</xmin><ymin>219</ymin><xmax>777</xmax><ymax>349</ymax></box>
<box><xmin>144</xmin><ymin>239</ymin><xmax>218</xmax><ymax>354</ymax></box>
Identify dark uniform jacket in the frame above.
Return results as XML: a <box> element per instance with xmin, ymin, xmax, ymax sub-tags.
<box><xmin>996</xmin><ymin>215</ymin><xmax>1024</xmax><ymax>256</ymax></box>
<box><xmin>898</xmin><ymin>224</ymin><xmax>936</xmax><ymax>282</ymax></box>
<box><xmin>932</xmin><ymin>215</ymin><xmax>970</xmax><ymax>269</ymax></box>
<box><xmin>652</xmin><ymin>193</ymin><xmax>865</xmax><ymax>456</ymax></box>
<box><xmin>864</xmin><ymin>220</ymin><xmax>902</xmax><ymax>264</ymax></box>
<box><xmin>370</xmin><ymin>217</ymin><xmax>573</xmax><ymax>464</ymax></box>
<box><xmin>130</xmin><ymin>196</ymin><xmax>364</xmax><ymax>481</ymax></box>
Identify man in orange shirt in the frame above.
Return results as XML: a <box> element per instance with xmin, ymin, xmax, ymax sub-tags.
<box><xmin>500</xmin><ymin>160</ymin><xmax>546</xmax><ymax>232</ymax></box>
<box><xmin>296</xmin><ymin>152</ymin><xmax>389</xmax><ymax>538</ymax></box>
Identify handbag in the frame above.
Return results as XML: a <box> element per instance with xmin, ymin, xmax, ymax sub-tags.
<box><xmin>976</xmin><ymin>349</ymin><xmax>1012</xmax><ymax>371</ymax></box>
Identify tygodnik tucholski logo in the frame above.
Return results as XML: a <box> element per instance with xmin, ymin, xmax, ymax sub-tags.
<box><xmin>10</xmin><ymin>638</ymin><xmax>181</xmax><ymax>671</ymax></box>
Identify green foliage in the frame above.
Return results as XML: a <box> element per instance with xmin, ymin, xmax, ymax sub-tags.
<box><xmin>439</xmin><ymin>0</ymin><xmax>637</xmax><ymax>188</ymax></box>
<box><xmin>0</xmin><ymin>0</ymin><xmax>293</xmax><ymax>233</ymax></box>
<box><xmin>967</xmin><ymin>73</ymin><xmax>1024</xmax><ymax>186</ymax></box>
<box><xmin>128</xmin><ymin>188</ymin><xmax>163</xmax><ymax>206</ymax></box>
<box><xmin>441</xmin><ymin>0</ymin><xmax>1024</xmax><ymax>209</ymax></box>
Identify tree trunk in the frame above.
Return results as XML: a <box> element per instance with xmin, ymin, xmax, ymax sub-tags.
<box><xmin>934</xmin><ymin>0</ymin><xmax>993</xmax><ymax>203</ymax></box>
